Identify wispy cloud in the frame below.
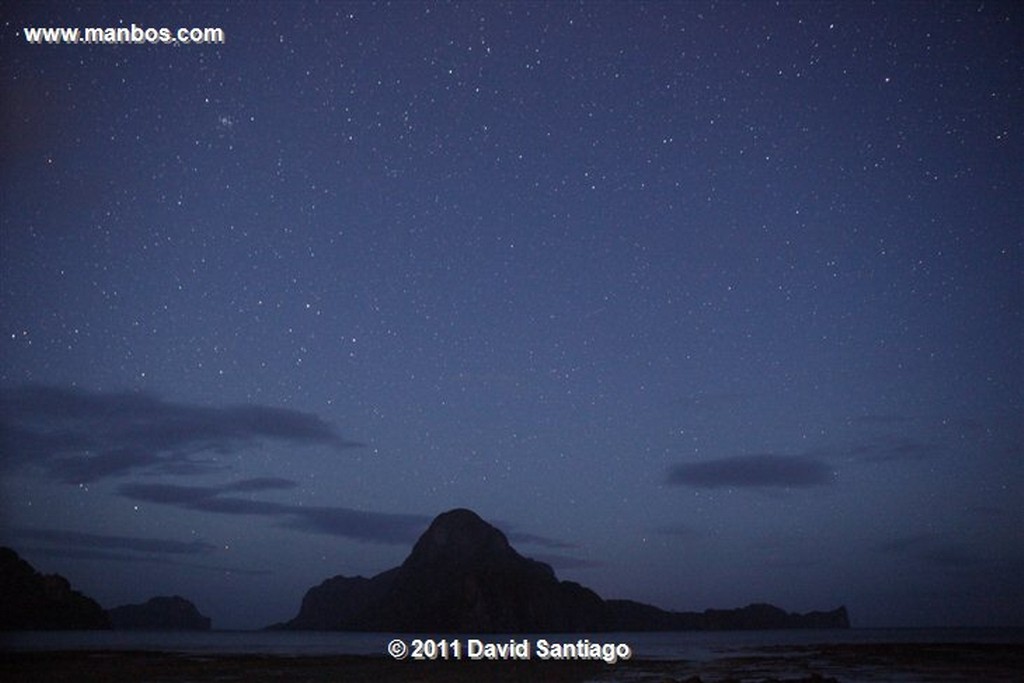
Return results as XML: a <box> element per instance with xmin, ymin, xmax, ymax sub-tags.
<box><xmin>278</xmin><ymin>506</ymin><xmax>432</xmax><ymax>544</ymax></box>
<box><xmin>666</xmin><ymin>454</ymin><xmax>833</xmax><ymax>489</ymax></box>
<box><xmin>505</xmin><ymin>530</ymin><xmax>577</xmax><ymax>550</ymax></box>
<box><xmin>0</xmin><ymin>384</ymin><xmax>362</xmax><ymax>483</ymax></box>
<box><xmin>11</xmin><ymin>527</ymin><xmax>217</xmax><ymax>555</ymax></box>
<box><xmin>115</xmin><ymin>480</ymin><xmax>572</xmax><ymax>548</ymax></box>
<box><xmin>8</xmin><ymin>526</ymin><xmax>271</xmax><ymax>575</ymax></box>
<box><xmin>118</xmin><ymin>480</ymin><xmax>431</xmax><ymax>545</ymax></box>
<box><xmin>529</xmin><ymin>552</ymin><xmax>605</xmax><ymax>570</ymax></box>
<box><xmin>224</xmin><ymin>477</ymin><xmax>297</xmax><ymax>493</ymax></box>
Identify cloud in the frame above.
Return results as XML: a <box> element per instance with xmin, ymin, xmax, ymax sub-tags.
<box><xmin>115</xmin><ymin>481</ymin><xmax>569</xmax><ymax>548</ymax></box>
<box><xmin>6</xmin><ymin>526</ymin><xmax>269</xmax><ymax>574</ymax></box>
<box><xmin>11</xmin><ymin>527</ymin><xmax>217</xmax><ymax>555</ymax></box>
<box><xmin>529</xmin><ymin>552</ymin><xmax>605</xmax><ymax>570</ymax></box>
<box><xmin>15</xmin><ymin>545</ymin><xmax>272</xmax><ymax>576</ymax></box>
<box><xmin>18</xmin><ymin>546</ymin><xmax>179</xmax><ymax>563</ymax></box>
<box><xmin>224</xmin><ymin>477</ymin><xmax>297</xmax><ymax>492</ymax></box>
<box><xmin>505</xmin><ymin>530</ymin><xmax>577</xmax><ymax>550</ymax></box>
<box><xmin>666</xmin><ymin>454</ymin><xmax>833</xmax><ymax>489</ymax></box>
<box><xmin>280</xmin><ymin>507</ymin><xmax>432</xmax><ymax>544</ymax></box>
<box><xmin>117</xmin><ymin>481</ymin><xmax>293</xmax><ymax>509</ymax></box>
<box><xmin>118</xmin><ymin>480</ymin><xmax>431</xmax><ymax>545</ymax></box>
<box><xmin>0</xmin><ymin>384</ymin><xmax>362</xmax><ymax>483</ymax></box>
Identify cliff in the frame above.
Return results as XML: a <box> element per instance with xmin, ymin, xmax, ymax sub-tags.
<box><xmin>0</xmin><ymin>547</ymin><xmax>111</xmax><ymax>630</ymax></box>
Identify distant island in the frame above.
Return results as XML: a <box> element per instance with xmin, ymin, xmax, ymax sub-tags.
<box><xmin>108</xmin><ymin>596</ymin><xmax>212</xmax><ymax>631</ymax></box>
<box><xmin>1</xmin><ymin>510</ymin><xmax>848</xmax><ymax>633</ymax></box>
<box><xmin>275</xmin><ymin>508</ymin><xmax>849</xmax><ymax>632</ymax></box>
<box><xmin>0</xmin><ymin>547</ymin><xmax>211</xmax><ymax>631</ymax></box>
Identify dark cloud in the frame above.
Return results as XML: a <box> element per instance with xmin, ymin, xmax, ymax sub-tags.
<box><xmin>666</xmin><ymin>454</ymin><xmax>833</xmax><ymax>489</ymax></box>
<box><xmin>17</xmin><ymin>546</ymin><xmax>169</xmax><ymax>564</ymax></box>
<box><xmin>16</xmin><ymin>545</ymin><xmax>272</xmax><ymax>576</ymax></box>
<box><xmin>116</xmin><ymin>481</ymin><xmax>564</xmax><ymax>548</ymax></box>
<box><xmin>505</xmin><ymin>530</ymin><xmax>577</xmax><ymax>550</ymax></box>
<box><xmin>224</xmin><ymin>477</ymin><xmax>297</xmax><ymax>492</ymax></box>
<box><xmin>280</xmin><ymin>507</ymin><xmax>431</xmax><ymax>544</ymax></box>
<box><xmin>117</xmin><ymin>482</ymin><xmax>225</xmax><ymax>505</ymax></box>
<box><xmin>118</xmin><ymin>480</ymin><xmax>430</xmax><ymax>545</ymax></box>
<box><xmin>6</xmin><ymin>525</ymin><xmax>269</xmax><ymax>576</ymax></box>
<box><xmin>0</xmin><ymin>384</ymin><xmax>362</xmax><ymax>483</ymax></box>
<box><xmin>120</xmin><ymin>482</ymin><xmax>296</xmax><ymax>516</ymax></box>
<box><xmin>529</xmin><ymin>553</ymin><xmax>605</xmax><ymax>570</ymax></box>
<box><xmin>192</xmin><ymin>496</ymin><xmax>292</xmax><ymax>516</ymax></box>
<box><xmin>11</xmin><ymin>527</ymin><xmax>217</xmax><ymax>555</ymax></box>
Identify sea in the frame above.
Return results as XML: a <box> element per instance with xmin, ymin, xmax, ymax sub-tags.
<box><xmin>2</xmin><ymin>626</ymin><xmax>1021</xmax><ymax>660</ymax></box>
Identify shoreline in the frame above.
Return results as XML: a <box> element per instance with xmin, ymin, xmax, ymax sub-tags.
<box><xmin>3</xmin><ymin>642</ymin><xmax>1023</xmax><ymax>682</ymax></box>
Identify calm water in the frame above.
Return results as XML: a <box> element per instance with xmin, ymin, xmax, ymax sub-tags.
<box><xmin>2</xmin><ymin>627</ymin><xmax>1022</xmax><ymax>660</ymax></box>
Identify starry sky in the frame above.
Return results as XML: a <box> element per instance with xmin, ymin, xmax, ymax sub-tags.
<box><xmin>1</xmin><ymin>1</ymin><xmax>1021</xmax><ymax>631</ymax></box>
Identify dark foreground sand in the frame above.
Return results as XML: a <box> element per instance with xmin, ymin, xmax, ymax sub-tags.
<box><xmin>2</xmin><ymin>643</ymin><xmax>1022</xmax><ymax>682</ymax></box>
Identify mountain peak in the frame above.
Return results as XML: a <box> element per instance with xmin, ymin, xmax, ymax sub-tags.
<box><xmin>280</xmin><ymin>508</ymin><xmax>594</xmax><ymax>631</ymax></box>
<box><xmin>403</xmin><ymin>508</ymin><xmax>514</xmax><ymax>570</ymax></box>
<box><xmin>278</xmin><ymin>509</ymin><xmax>850</xmax><ymax>633</ymax></box>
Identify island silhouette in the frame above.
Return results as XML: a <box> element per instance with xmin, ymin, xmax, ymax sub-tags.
<box><xmin>275</xmin><ymin>508</ymin><xmax>849</xmax><ymax>632</ymax></box>
<box><xmin>0</xmin><ymin>547</ymin><xmax>110</xmax><ymax>630</ymax></box>
<box><xmin>1</xmin><ymin>509</ymin><xmax>848</xmax><ymax>632</ymax></box>
<box><xmin>0</xmin><ymin>547</ymin><xmax>213</xmax><ymax>631</ymax></box>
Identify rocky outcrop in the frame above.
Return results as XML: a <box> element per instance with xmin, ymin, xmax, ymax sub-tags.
<box><xmin>700</xmin><ymin>603</ymin><xmax>850</xmax><ymax>630</ymax></box>
<box><xmin>281</xmin><ymin>509</ymin><xmax>607</xmax><ymax>631</ymax></box>
<box><xmin>278</xmin><ymin>508</ymin><xmax>850</xmax><ymax>632</ymax></box>
<box><xmin>107</xmin><ymin>595</ymin><xmax>212</xmax><ymax>630</ymax></box>
<box><xmin>0</xmin><ymin>547</ymin><xmax>111</xmax><ymax>630</ymax></box>
<box><xmin>285</xmin><ymin>569</ymin><xmax>399</xmax><ymax>631</ymax></box>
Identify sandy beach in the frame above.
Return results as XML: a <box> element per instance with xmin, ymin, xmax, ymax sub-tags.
<box><xmin>3</xmin><ymin>642</ymin><xmax>1022</xmax><ymax>682</ymax></box>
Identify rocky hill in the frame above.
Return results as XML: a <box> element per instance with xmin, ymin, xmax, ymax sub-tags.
<box><xmin>108</xmin><ymin>595</ymin><xmax>212</xmax><ymax>630</ymax></box>
<box><xmin>277</xmin><ymin>508</ymin><xmax>849</xmax><ymax>632</ymax></box>
<box><xmin>282</xmin><ymin>508</ymin><xmax>607</xmax><ymax>631</ymax></box>
<box><xmin>0</xmin><ymin>547</ymin><xmax>110</xmax><ymax>630</ymax></box>
<box><xmin>606</xmin><ymin>598</ymin><xmax>850</xmax><ymax>631</ymax></box>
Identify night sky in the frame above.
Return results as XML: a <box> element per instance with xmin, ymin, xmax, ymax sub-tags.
<box><xmin>2</xmin><ymin>2</ymin><xmax>1021</xmax><ymax>630</ymax></box>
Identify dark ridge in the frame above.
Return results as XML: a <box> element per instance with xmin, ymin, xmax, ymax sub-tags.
<box><xmin>0</xmin><ymin>546</ymin><xmax>111</xmax><ymax>630</ymax></box>
<box><xmin>277</xmin><ymin>509</ymin><xmax>850</xmax><ymax>633</ymax></box>
<box><xmin>107</xmin><ymin>595</ymin><xmax>212</xmax><ymax>630</ymax></box>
